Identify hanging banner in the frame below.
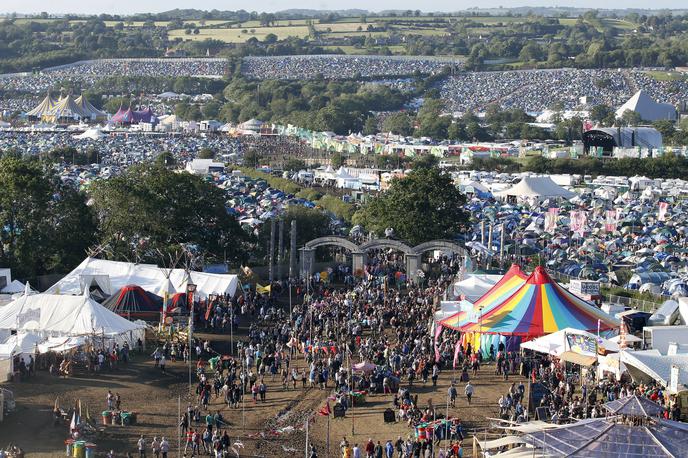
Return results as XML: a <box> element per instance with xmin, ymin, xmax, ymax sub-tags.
<box><xmin>605</xmin><ymin>209</ymin><xmax>617</xmax><ymax>232</ymax></box>
<box><xmin>544</xmin><ymin>208</ymin><xmax>559</xmax><ymax>234</ymax></box>
<box><xmin>659</xmin><ymin>202</ymin><xmax>669</xmax><ymax>222</ymax></box>
<box><xmin>570</xmin><ymin>211</ymin><xmax>587</xmax><ymax>236</ymax></box>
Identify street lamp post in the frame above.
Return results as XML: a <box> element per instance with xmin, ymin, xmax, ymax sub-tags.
<box><xmin>187</xmin><ymin>282</ymin><xmax>197</xmax><ymax>393</ymax></box>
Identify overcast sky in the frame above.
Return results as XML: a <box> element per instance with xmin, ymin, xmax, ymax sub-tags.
<box><xmin>1</xmin><ymin>0</ymin><xmax>686</xmax><ymax>15</ymax></box>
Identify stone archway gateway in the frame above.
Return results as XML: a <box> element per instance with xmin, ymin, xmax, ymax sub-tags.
<box><xmin>300</xmin><ymin>236</ymin><xmax>467</xmax><ymax>282</ymax></box>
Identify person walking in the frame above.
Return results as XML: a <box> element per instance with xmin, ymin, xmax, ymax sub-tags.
<box><xmin>159</xmin><ymin>438</ymin><xmax>169</xmax><ymax>458</ymax></box>
<box><xmin>448</xmin><ymin>383</ymin><xmax>457</xmax><ymax>408</ymax></box>
<box><xmin>160</xmin><ymin>355</ymin><xmax>166</xmax><ymax>374</ymax></box>
<box><xmin>137</xmin><ymin>435</ymin><xmax>146</xmax><ymax>458</ymax></box>
<box><xmin>385</xmin><ymin>439</ymin><xmax>394</xmax><ymax>458</ymax></box>
<box><xmin>151</xmin><ymin>437</ymin><xmax>160</xmax><ymax>458</ymax></box>
<box><xmin>365</xmin><ymin>438</ymin><xmax>375</xmax><ymax>458</ymax></box>
<box><xmin>465</xmin><ymin>381</ymin><xmax>474</xmax><ymax>405</ymax></box>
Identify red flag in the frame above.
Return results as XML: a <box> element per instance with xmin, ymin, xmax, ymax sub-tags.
<box><xmin>318</xmin><ymin>402</ymin><xmax>331</xmax><ymax>416</ymax></box>
<box><xmin>204</xmin><ymin>301</ymin><xmax>213</xmax><ymax>321</ymax></box>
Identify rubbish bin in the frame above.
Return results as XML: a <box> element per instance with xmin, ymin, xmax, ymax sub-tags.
<box><xmin>65</xmin><ymin>439</ymin><xmax>75</xmax><ymax>456</ymax></box>
<box><xmin>111</xmin><ymin>412</ymin><xmax>118</xmax><ymax>425</ymax></box>
<box><xmin>73</xmin><ymin>441</ymin><xmax>85</xmax><ymax>458</ymax></box>
<box><xmin>102</xmin><ymin>410</ymin><xmax>111</xmax><ymax>425</ymax></box>
<box><xmin>84</xmin><ymin>443</ymin><xmax>96</xmax><ymax>458</ymax></box>
<box><xmin>121</xmin><ymin>411</ymin><xmax>132</xmax><ymax>426</ymax></box>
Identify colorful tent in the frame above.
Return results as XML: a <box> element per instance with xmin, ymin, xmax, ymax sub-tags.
<box><xmin>102</xmin><ymin>285</ymin><xmax>163</xmax><ymax>319</ymax></box>
<box><xmin>167</xmin><ymin>292</ymin><xmax>189</xmax><ymax>313</ymax></box>
<box><xmin>110</xmin><ymin>106</ymin><xmax>157</xmax><ymax>125</ymax></box>
<box><xmin>74</xmin><ymin>93</ymin><xmax>107</xmax><ymax>120</ymax></box>
<box><xmin>440</xmin><ymin>264</ymin><xmax>527</xmax><ymax>330</ymax></box>
<box><xmin>110</xmin><ymin>106</ymin><xmax>134</xmax><ymax>124</ymax></box>
<box><xmin>459</xmin><ymin>266</ymin><xmax>619</xmax><ymax>336</ymax></box>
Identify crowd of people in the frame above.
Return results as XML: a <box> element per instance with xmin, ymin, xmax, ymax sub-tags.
<box><xmin>240</xmin><ymin>55</ymin><xmax>460</xmax><ymax>80</ymax></box>
<box><xmin>439</xmin><ymin>68</ymin><xmax>687</xmax><ymax>113</ymax></box>
<box><xmin>0</xmin><ymin>58</ymin><xmax>228</xmax><ymax>113</ymax></box>
<box><xmin>0</xmin><ymin>58</ymin><xmax>226</xmax><ymax>93</ymax></box>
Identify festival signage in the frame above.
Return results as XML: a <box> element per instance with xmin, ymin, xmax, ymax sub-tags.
<box><xmin>569</xmin><ymin>280</ymin><xmax>600</xmax><ymax>300</ymax></box>
<box><xmin>566</xmin><ymin>332</ymin><xmax>598</xmax><ymax>356</ymax></box>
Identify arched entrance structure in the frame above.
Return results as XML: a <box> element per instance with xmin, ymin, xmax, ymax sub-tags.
<box><xmin>300</xmin><ymin>237</ymin><xmax>467</xmax><ymax>282</ymax></box>
<box><xmin>301</xmin><ymin>236</ymin><xmax>365</xmax><ymax>277</ymax></box>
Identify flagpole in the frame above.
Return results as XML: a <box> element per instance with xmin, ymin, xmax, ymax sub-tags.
<box><xmin>177</xmin><ymin>394</ymin><xmax>181</xmax><ymax>458</ymax></box>
<box><xmin>305</xmin><ymin>416</ymin><xmax>309</xmax><ymax>458</ymax></box>
<box><xmin>327</xmin><ymin>413</ymin><xmax>331</xmax><ymax>458</ymax></box>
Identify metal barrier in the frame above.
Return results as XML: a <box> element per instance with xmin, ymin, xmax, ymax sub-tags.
<box><xmin>604</xmin><ymin>294</ymin><xmax>660</xmax><ymax>313</ymax></box>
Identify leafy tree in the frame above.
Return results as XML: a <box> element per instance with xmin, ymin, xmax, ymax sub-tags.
<box><xmin>0</xmin><ymin>157</ymin><xmax>96</xmax><ymax>278</ymax></box>
<box><xmin>316</xmin><ymin>194</ymin><xmax>355</xmax><ymax>222</ymax></box>
<box><xmin>330</xmin><ymin>151</ymin><xmax>346</xmax><ymax>168</ymax></box>
<box><xmin>416</xmin><ymin>99</ymin><xmax>451</xmax><ymax>138</ymax></box>
<box><xmin>381</xmin><ymin>112</ymin><xmax>414</xmax><ymax>136</ymax></box>
<box><xmin>284</xmin><ymin>158</ymin><xmax>306</xmax><ymax>172</ymax></box>
<box><xmin>590</xmin><ymin>104</ymin><xmax>614</xmax><ymax>124</ymax></box>
<box><xmin>620</xmin><ymin>109</ymin><xmax>642</xmax><ymax>126</ymax></box>
<box><xmin>353</xmin><ymin>167</ymin><xmax>468</xmax><ymax>245</ymax></box>
<box><xmin>363</xmin><ymin>116</ymin><xmax>378</xmax><ymax>135</ymax></box>
<box><xmin>155</xmin><ymin>151</ymin><xmax>176</xmax><ymax>167</ymax></box>
<box><xmin>653</xmin><ymin>120</ymin><xmax>676</xmax><ymax>142</ymax></box>
<box><xmin>243</xmin><ymin>149</ymin><xmax>262</xmax><ymax>168</ymax></box>
<box><xmin>412</xmin><ymin>154</ymin><xmax>440</xmax><ymax>170</ymax></box>
<box><xmin>197</xmin><ymin>148</ymin><xmax>215</xmax><ymax>159</ymax></box>
<box><xmin>90</xmin><ymin>164</ymin><xmax>250</xmax><ymax>264</ymax></box>
<box><xmin>201</xmin><ymin>101</ymin><xmax>221</xmax><ymax>119</ymax></box>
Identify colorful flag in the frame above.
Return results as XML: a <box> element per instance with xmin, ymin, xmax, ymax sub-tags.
<box><xmin>544</xmin><ymin>208</ymin><xmax>559</xmax><ymax>234</ymax></box>
<box><xmin>318</xmin><ymin>402</ymin><xmax>331</xmax><ymax>416</ymax></box>
<box><xmin>452</xmin><ymin>340</ymin><xmax>461</xmax><ymax>369</ymax></box>
<box><xmin>605</xmin><ymin>209</ymin><xmax>617</xmax><ymax>232</ymax></box>
<box><xmin>659</xmin><ymin>202</ymin><xmax>669</xmax><ymax>221</ymax></box>
<box><xmin>570</xmin><ymin>211</ymin><xmax>587</xmax><ymax>236</ymax></box>
<box><xmin>256</xmin><ymin>284</ymin><xmax>271</xmax><ymax>294</ymax></box>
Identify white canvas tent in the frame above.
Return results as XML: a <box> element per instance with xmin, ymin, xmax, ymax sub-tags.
<box><xmin>520</xmin><ymin>328</ymin><xmax>619</xmax><ymax>357</ymax></box>
<box><xmin>47</xmin><ymin>257</ymin><xmax>238</xmax><ymax>299</ymax></box>
<box><xmin>435</xmin><ymin>300</ymin><xmax>473</xmax><ymax>323</ymax></box>
<box><xmin>1</xmin><ymin>280</ymin><xmax>27</xmax><ymax>295</ymax></box>
<box><xmin>495</xmin><ymin>176</ymin><xmax>576</xmax><ymax>200</ymax></box>
<box><xmin>0</xmin><ymin>333</ymin><xmax>44</xmax><ymax>381</ymax></box>
<box><xmin>620</xmin><ymin>350</ymin><xmax>688</xmax><ymax>393</ymax></box>
<box><xmin>0</xmin><ymin>333</ymin><xmax>43</xmax><ymax>359</ymax></box>
<box><xmin>453</xmin><ymin>274</ymin><xmax>500</xmax><ymax>301</ymax></box>
<box><xmin>0</xmin><ymin>293</ymin><xmax>144</xmax><ymax>338</ymax></box>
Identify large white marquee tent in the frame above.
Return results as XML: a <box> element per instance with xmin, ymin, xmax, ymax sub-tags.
<box><xmin>0</xmin><ymin>293</ymin><xmax>144</xmax><ymax>338</ymax></box>
<box><xmin>46</xmin><ymin>257</ymin><xmax>239</xmax><ymax>299</ymax></box>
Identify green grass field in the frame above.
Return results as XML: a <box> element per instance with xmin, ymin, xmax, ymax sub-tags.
<box><xmin>169</xmin><ymin>26</ymin><xmax>311</xmax><ymax>43</ymax></box>
<box><xmin>645</xmin><ymin>70</ymin><xmax>688</xmax><ymax>82</ymax></box>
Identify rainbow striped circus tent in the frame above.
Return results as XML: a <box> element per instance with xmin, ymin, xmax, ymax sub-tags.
<box><xmin>459</xmin><ymin>266</ymin><xmax>619</xmax><ymax>337</ymax></box>
<box><xmin>439</xmin><ymin>264</ymin><xmax>527</xmax><ymax>331</ymax></box>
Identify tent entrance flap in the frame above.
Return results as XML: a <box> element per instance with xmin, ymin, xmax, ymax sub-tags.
<box><xmin>559</xmin><ymin>351</ymin><xmax>597</xmax><ymax>366</ymax></box>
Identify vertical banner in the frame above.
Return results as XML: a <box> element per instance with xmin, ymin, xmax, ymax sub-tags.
<box><xmin>453</xmin><ymin>340</ymin><xmax>461</xmax><ymax>369</ymax></box>
<box><xmin>605</xmin><ymin>209</ymin><xmax>617</xmax><ymax>232</ymax></box>
<box><xmin>659</xmin><ymin>202</ymin><xmax>669</xmax><ymax>222</ymax></box>
<box><xmin>570</xmin><ymin>211</ymin><xmax>587</xmax><ymax>236</ymax></box>
<box><xmin>544</xmin><ymin>208</ymin><xmax>559</xmax><ymax>234</ymax></box>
